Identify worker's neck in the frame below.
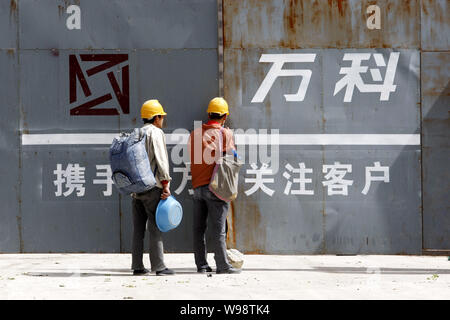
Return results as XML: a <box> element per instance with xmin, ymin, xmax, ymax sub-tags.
<box><xmin>207</xmin><ymin>119</ymin><xmax>224</xmax><ymax>126</ymax></box>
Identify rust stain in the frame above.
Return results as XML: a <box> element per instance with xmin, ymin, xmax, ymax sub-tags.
<box><xmin>223</xmin><ymin>49</ymin><xmax>241</xmax><ymax>125</ymax></box>
<box><xmin>422</xmin><ymin>0</ymin><xmax>447</xmax><ymax>50</ymax></box>
<box><xmin>6</xmin><ymin>48</ymin><xmax>15</xmax><ymax>56</ymax></box>
<box><xmin>231</xmin><ymin>201</ymin><xmax>236</xmax><ymax>245</ymax></box>
<box><xmin>237</xmin><ymin>200</ymin><xmax>266</xmax><ymax>254</ymax></box>
<box><xmin>327</xmin><ymin>0</ymin><xmax>352</xmax><ymax>48</ymax></box>
<box><xmin>222</xmin><ymin>2</ymin><xmax>228</xmax><ymax>47</ymax></box>
<box><xmin>422</xmin><ymin>53</ymin><xmax>450</xmax><ymax>96</ymax></box>
<box><xmin>282</xmin><ymin>0</ymin><xmax>301</xmax><ymax>48</ymax></box>
<box><xmin>422</xmin><ymin>0</ymin><xmax>429</xmax><ymax>15</ymax></box>
<box><xmin>287</xmin><ymin>0</ymin><xmax>299</xmax><ymax>31</ymax></box>
<box><xmin>16</xmin><ymin>216</ymin><xmax>23</xmax><ymax>253</ymax></box>
<box><xmin>10</xmin><ymin>0</ymin><xmax>17</xmax><ymax>15</ymax></box>
<box><xmin>244</xmin><ymin>250</ymin><xmax>266</xmax><ymax>254</ymax></box>
<box><xmin>224</xmin><ymin>0</ymin><xmax>420</xmax><ymax>49</ymax></box>
<box><xmin>335</xmin><ymin>0</ymin><xmax>345</xmax><ymax>16</ymax></box>
<box><xmin>281</xmin><ymin>0</ymin><xmax>354</xmax><ymax>48</ymax></box>
<box><xmin>58</xmin><ymin>5</ymin><xmax>65</xmax><ymax>17</ymax></box>
<box><xmin>226</xmin><ymin>201</ymin><xmax>237</xmax><ymax>248</ymax></box>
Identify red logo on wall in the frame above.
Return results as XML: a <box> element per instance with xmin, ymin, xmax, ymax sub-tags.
<box><xmin>69</xmin><ymin>54</ymin><xmax>129</xmax><ymax>115</ymax></box>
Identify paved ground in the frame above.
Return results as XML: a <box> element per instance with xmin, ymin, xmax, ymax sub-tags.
<box><xmin>0</xmin><ymin>254</ymin><xmax>449</xmax><ymax>300</ymax></box>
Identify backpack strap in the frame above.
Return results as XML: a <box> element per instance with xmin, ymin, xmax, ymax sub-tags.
<box><xmin>141</xmin><ymin>126</ymin><xmax>159</xmax><ymax>178</ymax></box>
<box><xmin>218</xmin><ymin>126</ymin><xmax>225</xmax><ymax>156</ymax></box>
<box><xmin>218</xmin><ymin>127</ymin><xmax>237</xmax><ymax>159</ymax></box>
<box><xmin>133</xmin><ymin>128</ymin><xmax>143</xmax><ymax>143</ymax></box>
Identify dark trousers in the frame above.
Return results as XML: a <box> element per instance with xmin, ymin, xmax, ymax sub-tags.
<box><xmin>193</xmin><ymin>185</ymin><xmax>232</xmax><ymax>271</ymax></box>
<box><xmin>131</xmin><ymin>187</ymin><xmax>166</xmax><ymax>272</ymax></box>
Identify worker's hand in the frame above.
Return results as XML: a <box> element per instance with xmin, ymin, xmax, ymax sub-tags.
<box><xmin>161</xmin><ymin>185</ymin><xmax>171</xmax><ymax>200</ymax></box>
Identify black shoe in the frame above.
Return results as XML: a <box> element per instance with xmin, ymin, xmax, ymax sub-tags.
<box><xmin>197</xmin><ymin>266</ymin><xmax>213</xmax><ymax>273</ymax></box>
<box><xmin>156</xmin><ymin>268</ymin><xmax>176</xmax><ymax>276</ymax></box>
<box><xmin>133</xmin><ymin>268</ymin><xmax>150</xmax><ymax>275</ymax></box>
<box><xmin>216</xmin><ymin>267</ymin><xmax>241</xmax><ymax>274</ymax></box>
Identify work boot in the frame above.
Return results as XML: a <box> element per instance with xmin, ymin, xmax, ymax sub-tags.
<box><xmin>133</xmin><ymin>268</ymin><xmax>150</xmax><ymax>275</ymax></box>
<box><xmin>216</xmin><ymin>267</ymin><xmax>241</xmax><ymax>274</ymax></box>
<box><xmin>156</xmin><ymin>268</ymin><xmax>176</xmax><ymax>276</ymax></box>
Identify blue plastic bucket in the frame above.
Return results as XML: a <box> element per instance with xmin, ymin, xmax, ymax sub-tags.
<box><xmin>155</xmin><ymin>195</ymin><xmax>183</xmax><ymax>232</ymax></box>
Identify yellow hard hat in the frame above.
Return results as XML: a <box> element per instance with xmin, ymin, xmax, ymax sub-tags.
<box><xmin>141</xmin><ymin>99</ymin><xmax>167</xmax><ymax>119</ymax></box>
<box><xmin>207</xmin><ymin>97</ymin><xmax>229</xmax><ymax>115</ymax></box>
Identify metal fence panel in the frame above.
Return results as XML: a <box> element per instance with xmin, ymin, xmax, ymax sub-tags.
<box><xmin>18</xmin><ymin>49</ymin><xmax>123</xmax><ymax>252</ymax></box>
<box><xmin>224</xmin><ymin>0</ymin><xmax>420</xmax><ymax>49</ymax></box>
<box><xmin>20</xmin><ymin>148</ymin><xmax>121</xmax><ymax>252</ymax></box>
<box><xmin>322</xmin><ymin>147</ymin><xmax>422</xmax><ymax>254</ymax></box>
<box><xmin>224</xmin><ymin>1</ymin><xmax>423</xmax><ymax>254</ymax></box>
<box><xmin>0</xmin><ymin>0</ymin><xmax>219</xmax><ymax>253</ymax></box>
<box><xmin>421</xmin><ymin>52</ymin><xmax>449</xmax><ymax>250</ymax></box>
<box><xmin>0</xmin><ymin>51</ymin><xmax>21</xmax><ymax>252</ymax></box>
<box><xmin>19</xmin><ymin>0</ymin><xmax>217</xmax><ymax>50</ymax></box>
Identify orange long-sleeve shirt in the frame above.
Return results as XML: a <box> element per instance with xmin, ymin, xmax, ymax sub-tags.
<box><xmin>188</xmin><ymin>121</ymin><xmax>236</xmax><ymax>189</ymax></box>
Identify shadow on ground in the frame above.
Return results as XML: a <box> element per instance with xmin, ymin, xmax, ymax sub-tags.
<box><xmin>21</xmin><ymin>266</ymin><xmax>450</xmax><ymax>277</ymax></box>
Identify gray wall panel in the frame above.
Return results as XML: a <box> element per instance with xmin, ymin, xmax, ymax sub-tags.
<box><xmin>322</xmin><ymin>49</ymin><xmax>420</xmax><ymax>134</ymax></box>
<box><xmin>421</xmin><ymin>52</ymin><xmax>449</xmax><ymax>250</ymax></box>
<box><xmin>9</xmin><ymin>1</ymin><xmax>220</xmax><ymax>253</ymax></box>
<box><xmin>323</xmin><ymin>148</ymin><xmax>422</xmax><ymax>254</ymax></box>
<box><xmin>20</xmin><ymin>148</ymin><xmax>120</xmax><ymax>252</ymax></box>
<box><xmin>20</xmin><ymin>0</ymin><xmax>217</xmax><ymax>50</ymax></box>
<box><xmin>234</xmin><ymin>148</ymin><xmax>325</xmax><ymax>254</ymax></box>
<box><xmin>0</xmin><ymin>51</ymin><xmax>21</xmax><ymax>252</ymax></box>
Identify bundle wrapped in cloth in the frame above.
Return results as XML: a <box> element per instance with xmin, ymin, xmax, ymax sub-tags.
<box><xmin>226</xmin><ymin>249</ymin><xmax>244</xmax><ymax>269</ymax></box>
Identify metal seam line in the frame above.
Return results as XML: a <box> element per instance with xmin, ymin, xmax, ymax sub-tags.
<box><xmin>21</xmin><ymin>133</ymin><xmax>420</xmax><ymax>145</ymax></box>
<box><xmin>217</xmin><ymin>0</ymin><xmax>224</xmax><ymax>96</ymax></box>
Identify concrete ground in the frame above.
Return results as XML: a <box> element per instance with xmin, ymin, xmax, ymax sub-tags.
<box><xmin>0</xmin><ymin>253</ymin><xmax>449</xmax><ymax>300</ymax></box>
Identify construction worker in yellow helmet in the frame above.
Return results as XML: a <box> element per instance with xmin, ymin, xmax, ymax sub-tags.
<box><xmin>140</xmin><ymin>99</ymin><xmax>168</xmax><ymax>119</ymax></box>
<box><xmin>131</xmin><ymin>99</ymin><xmax>175</xmax><ymax>276</ymax></box>
<box><xmin>188</xmin><ymin>97</ymin><xmax>241</xmax><ymax>274</ymax></box>
<box><xmin>206</xmin><ymin>97</ymin><xmax>230</xmax><ymax>116</ymax></box>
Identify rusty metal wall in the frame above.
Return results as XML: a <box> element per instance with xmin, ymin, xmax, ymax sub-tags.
<box><xmin>0</xmin><ymin>0</ymin><xmax>448</xmax><ymax>254</ymax></box>
<box><xmin>223</xmin><ymin>0</ymin><xmax>449</xmax><ymax>254</ymax></box>
<box><xmin>420</xmin><ymin>0</ymin><xmax>449</xmax><ymax>252</ymax></box>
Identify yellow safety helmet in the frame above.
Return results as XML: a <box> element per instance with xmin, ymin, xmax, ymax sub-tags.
<box><xmin>140</xmin><ymin>99</ymin><xmax>167</xmax><ymax>119</ymax></box>
<box><xmin>207</xmin><ymin>97</ymin><xmax>229</xmax><ymax>116</ymax></box>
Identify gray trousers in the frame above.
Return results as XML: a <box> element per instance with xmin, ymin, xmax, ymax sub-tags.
<box><xmin>131</xmin><ymin>187</ymin><xmax>166</xmax><ymax>272</ymax></box>
<box><xmin>193</xmin><ymin>185</ymin><xmax>232</xmax><ymax>271</ymax></box>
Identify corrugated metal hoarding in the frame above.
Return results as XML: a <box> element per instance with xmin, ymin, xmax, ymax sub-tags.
<box><xmin>1</xmin><ymin>0</ymin><xmax>219</xmax><ymax>253</ymax></box>
<box><xmin>0</xmin><ymin>0</ymin><xmax>448</xmax><ymax>254</ymax></box>
<box><xmin>223</xmin><ymin>0</ymin><xmax>448</xmax><ymax>254</ymax></box>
